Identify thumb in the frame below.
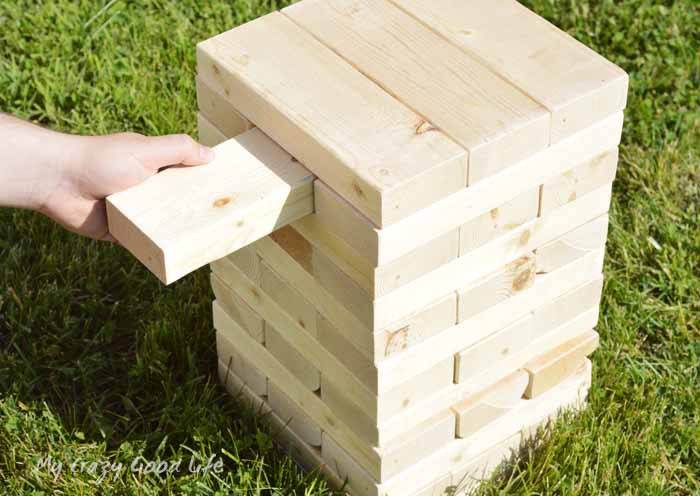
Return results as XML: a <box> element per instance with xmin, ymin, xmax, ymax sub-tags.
<box><xmin>132</xmin><ymin>134</ymin><xmax>216</xmax><ymax>170</ymax></box>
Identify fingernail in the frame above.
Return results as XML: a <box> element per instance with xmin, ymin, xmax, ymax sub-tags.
<box><xmin>200</xmin><ymin>145</ymin><xmax>215</xmax><ymax>162</ymax></box>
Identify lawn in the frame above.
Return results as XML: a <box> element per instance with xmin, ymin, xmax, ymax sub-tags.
<box><xmin>0</xmin><ymin>0</ymin><xmax>698</xmax><ymax>494</ymax></box>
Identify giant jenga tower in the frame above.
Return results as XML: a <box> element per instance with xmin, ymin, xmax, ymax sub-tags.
<box><xmin>107</xmin><ymin>1</ymin><xmax>628</xmax><ymax>494</ymax></box>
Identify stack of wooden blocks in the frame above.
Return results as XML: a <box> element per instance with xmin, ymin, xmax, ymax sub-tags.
<box><xmin>193</xmin><ymin>1</ymin><xmax>628</xmax><ymax>494</ymax></box>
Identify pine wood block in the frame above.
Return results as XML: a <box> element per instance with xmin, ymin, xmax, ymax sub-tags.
<box><xmin>197</xmin><ymin>112</ymin><xmax>228</xmax><ymax>147</ymax></box>
<box><xmin>210</xmin><ymin>273</ymin><xmax>264</xmax><ymax>343</ymax></box>
<box><xmin>266</xmin><ymin>322</ymin><xmax>321</xmax><ymax>392</ymax></box>
<box><xmin>457</xmin><ymin>253</ymin><xmax>536</xmax><ymax>323</ymax></box>
<box><xmin>391</xmin><ymin>0</ymin><xmax>628</xmax><ymax>146</ymax></box>
<box><xmin>284</xmin><ymin>0</ymin><xmax>550</xmax><ymax>183</ymax></box>
<box><xmin>216</xmin><ymin>361</ymin><xmax>346</xmax><ymax>488</ymax></box>
<box><xmin>260</xmin><ymin>260</ymin><xmax>317</xmax><ymax>337</ymax></box>
<box><xmin>455</xmin><ymin>275</ymin><xmax>603</xmax><ymax>383</ymax></box>
<box><xmin>313</xmin><ymin>116</ymin><xmax>621</xmax><ymax>268</ymax></box>
<box><xmin>373</xmin><ymin>183</ymin><xmax>612</xmax><ymax>329</ymax></box>
<box><xmin>223</xmin><ymin>244</ymin><xmax>261</xmax><ymax>284</ymax></box>
<box><xmin>524</xmin><ymin>330</ymin><xmax>600</xmax><ymax>399</ymax></box>
<box><xmin>541</xmin><ymin>147</ymin><xmax>619</xmax><ymax>214</ymax></box>
<box><xmin>216</xmin><ymin>329</ymin><xmax>267</xmax><ymax>396</ymax></box>
<box><xmin>327</xmin><ymin>361</ymin><xmax>590</xmax><ymax>496</ymax></box>
<box><xmin>320</xmin><ymin>356</ymin><xmax>454</xmax><ymax>443</ymax></box>
<box><xmin>268</xmin><ymin>381</ymin><xmax>322</xmax><ymax>447</ymax></box>
<box><xmin>374</xmin><ymin>217</ymin><xmax>606</xmax><ymax>394</ymax></box>
<box><xmin>196</xmin><ymin>75</ymin><xmax>253</xmax><ymax>138</ymax></box>
<box><xmin>459</xmin><ymin>187</ymin><xmax>539</xmax><ymax>255</ymax></box>
<box><xmin>106</xmin><ymin>127</ymin><xmax>314</xmax><ymax>284</ymax></box>
<box><xmin>197</xmin><ymin>12</ymin><xmax>467</xmax><ymax>228</ymax></box>
<box><xmin>536</xmin><ymin>214</ymin><xmax>610</xmax><ymax>274</ymax></box>
<box><xmin>213</xmin><ymin>301</ymin><xmax>385</xmax><ymax>478</ymax></box>
<box><xmin>453</xmin><ymin>370</ymin><xmax>529</xmax><ymax>438</ymax></box>
<box><xmin>322</xmin><ymin>408</ymin><xmax>455</xmax><ymax>485</ymax></box>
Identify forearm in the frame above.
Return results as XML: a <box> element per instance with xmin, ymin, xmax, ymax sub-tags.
<box><xmin>0</xmin><ymin>114</ymin><xmax>83</xmax><ymax>212</ymax></box>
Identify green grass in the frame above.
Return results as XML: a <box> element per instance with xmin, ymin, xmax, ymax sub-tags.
<box><xmin>0</xmin><ymin>0</ymin><xmax>698</xmax><ymax>494</ymax></box>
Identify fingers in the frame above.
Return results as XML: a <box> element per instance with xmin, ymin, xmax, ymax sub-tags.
<box><xmin>132</xmin><ymin>134</ymin><xmax>215</xmax><ymax>170</ymax></box>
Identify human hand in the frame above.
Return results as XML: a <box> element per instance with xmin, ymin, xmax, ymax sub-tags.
<box><xmin>0</xmin><ymin>114</ymin><xmax>215</xmax><ymax>242</ymax></box>
<box><xmin>42</xmin><ymin>132</ymin><xmax>215</xmax><ymax>241</ymax></box>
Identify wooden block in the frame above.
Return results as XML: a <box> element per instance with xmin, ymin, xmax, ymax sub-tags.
<box><xmin>320</xmin><ymin>356</ymin><xmax>454</xmax><ymax>440</ymax></box>
<box><xmin>265</xmin><ymin>323</ymin><xmax>321</xmax><ymax>392</ymax></box>
<box><xmin>292</xmin><ymin>214</ymin><xmax>374</xmax><ymax>295</ymax></box>
<box><xmin>213</xmin><ymin>301</ymin><xmax>384</xmax><ymax>479</ymax></box>
<box><xmin>211</xmin><ymin>256</ymin><xmax>378</xmax><ymax>419</ymax></box>
<box><xmin>197</xmin><ymin>112</ymin><xmax>228</xmax><ymax>146</ymax></box>
<box><xmin>391</xmin><ymin>0</ymin><xmax>628</xmax><ymax>145</ymax></box>
<box><xmin>536</xmin><ymin>213</ymin><xmax>610</xmax><ymax>274</ymax></box>
<box><xmin>210</xmin><ymin>273</ymin><xmax>264</xmax><ymax>343</ymax></box>
<box><xmin>458</xmin><ymin>253</ymin><xmax>536</xmax><ymax>323</ymax></box>
<box><xmin>216</xmin><ymin>361</ymin><xmax>345</xmax><ymax>489</ymax></box>
<box><xmin>196</xmin><ymin>75</ymin><xmax>252</xmax><ymax>138</ymax></box>
<box><xmin>379</xmin><ymin>362</ymin><xmax>591</xmax><ymax>495</ymax></box>
<box><xmin>524</xmin><ymin>330</ymin><xmax>600</xmax><ymax>398</ymax></box>
<box><xmin>453</xmin><ymin>370</ymin><xmax>529</xmax><ymax>438</ymax></box>
<box><xmin>541</xmin><ymin>148</ymin><xmax>619</xmax><ymax>214</ymax></box>
<box><xmin>106</xmin><ymin>128</ymin><xmax>314</xmax><ymax>284</ymax></box>
<box><xmin>268</xmin><ymin>381</ymin><xmax>322</xmax><ymax>447</ymax></box>
<box><xmin>455</xmin><ymin>276</ymin><xmax>602</xmax><ymax>382</ymax></box>
<box><xmin>260</xmin><ymin>260</ymin><xmax>317</xmax><ymax>337</ymax></box>
<box><xmin>374</xmin><ymin>293</ymin><xmax>457</xmax><ymax>362</ymax></box>
<box><xmin>459</xmin><ymin>186</ymin><xmax>539</xmax><ymax>255</ymax></box>
<box><xmin>318</xmin><ymin>313</ymin><xmax>377</xmax><ymax>391</ymax></box>
<box><xmin>376</xmin><ymin>223</ymin><xmax>605</xmax><ymax>393</ymax></box>
<box><xmin>322</xmin><ymin>408</ymin><xmax>455</xmax><ymax>491</ymax></box>
<box><xmin>223</xmin><ymin>245</ymin><xmax>261</xmax><ymax>284</ymax></box>
<box><xmin>198</xmin><ymin>12</ymin><xmax>467</xmax><ymax>228</ymax></box>
<box><xmin>284</xmin><ymin>0</ymin><xmax>550</xmax><ymax>183</ymax></box>
<box><xmin>216</xmin><ymin>329</ymin><xmax>267</xmax><ymax>396</ymax></box>
<box><xmin>373</xmin><ymin>184</ymin><xmax>612</xmax><ymax>329</ymax></box>
<box><xmin>374</xmin><ymin>116</ymin><xmax>622</xmax><ymax>266</ymax></box>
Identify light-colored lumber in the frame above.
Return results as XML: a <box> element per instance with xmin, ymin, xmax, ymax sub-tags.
<box><xmin>210</xmin><ymin>273</ymin><xmax>264</xmax><ymax>343</ymax></box>
<box><xmin>376</xmin><ymin>360</ymin><xmax>591</xmax><ymax>495</ymax></box>
<box><xmin>260</xmin><ymin>260</ymin><xmax>318</xmax><ymax>337</ymax></box>
<box><xmin>373</xmin><ymin>184</ymin><xmax>612</xmax><ymax>329</ymax></box>
<box><xmin>216</xmin><ymin>361</ymin><xmax>345</xmax><ymax>488</ymax></box>
<box><xmin>216</xmin><ymin>330</ymin><xmax>267</xmax><ymax>396</ymax></box>
<box><xmin>196</xmin><ymin>75</ymin><xmax>253</xmax><ymax>138</ymax></box>
<box><xmin>459</xmin><ymin>187</ymin><xmax>539</xmax><ymax>255</ymax></box>
<box><xmin>265</xmin><ymin>323</ymin><xmax>321</xmax><ymax>392</ymax></box>
<box><xmin>197</xmin><ymin>112</ymin><xmax>228</xmax><ymax>147</ymax></box>
<box><xmin>222</xmin><ymin>245</ymin><xmax>261</xmax><ymax>284</ymax></box>
<box><xmin>376</xmin><ymin>219</ymin><xmax>606</xmax><ymax>389</ymax></box>
<box><xmin>390</xmin><ymin>0</ymin><xmax>628</xmax><ymax>145</ymax></box>
<box><xmin>284</xmin><ymin>0</ymin><xmax>550</xmax><ymax>183</ymax></box>
<box><xmin>106</xmin><ymin>127</ymin><xmax>314</xmax><ymax>284</ymax></box>
<box><xmin>213</xmin><ymin>300</ymin><xmax>385</xmax><ymax>479</ymax></box>
<box><xmin>268</xmin><ymin>381</ymin><xmax>322</xmax><ymax>447</ymax></box>
<box><xmin>320</xmin><ymin>115</ymin><xmax>622</xmax><ymax>267</ymax></box>
<box><xmin>540</xmin><ymin>147</ymin><xmax>619</xmax><ymax>214</ymax></box>
<box><xmin>455</xmin><ymin>275</ymin><xmax>602</xmax><ymax>382</ymax></box>
<box><xmin>453</xmin><ymin>370</ymin><xmax>529</xmax><ymax>438</ymax></box>
<box><xmin>524</xmin><ymin>330</ymin><xmax>600</xmax><ymax>398</ymax></box>
<box><xmin>322</xmin><ymin>407</ymin><xmax>455</xmax><ymax>491</ymax></box>
<box><xmin>377</xmin><ymin>297</ymin><xmax>600</xmax><ymax>445</ymax></box>
<box><xmin>320</xmin><ymin>356</ymin><xmax>453</xmax><ymax>441</ymax></box>
<box><xmin>458</xmin><ymin>253</ymin><xmax>536</xmax><ymax>323</ymax></box>
<box><xmin>536</xmin><ymin>213</ymin><xmax>610</xmax><ymax>274</ymax></box>
<box><xmin>197</xmin><ymin>12</ymin><xmax>467</xmax><ymax>228</ymax></box>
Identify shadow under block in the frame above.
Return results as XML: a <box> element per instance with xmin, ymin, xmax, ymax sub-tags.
<box><xmin>106</xmin><ymin>128</ymin><xmax>314</xmax><ymax>284</ymax></box>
